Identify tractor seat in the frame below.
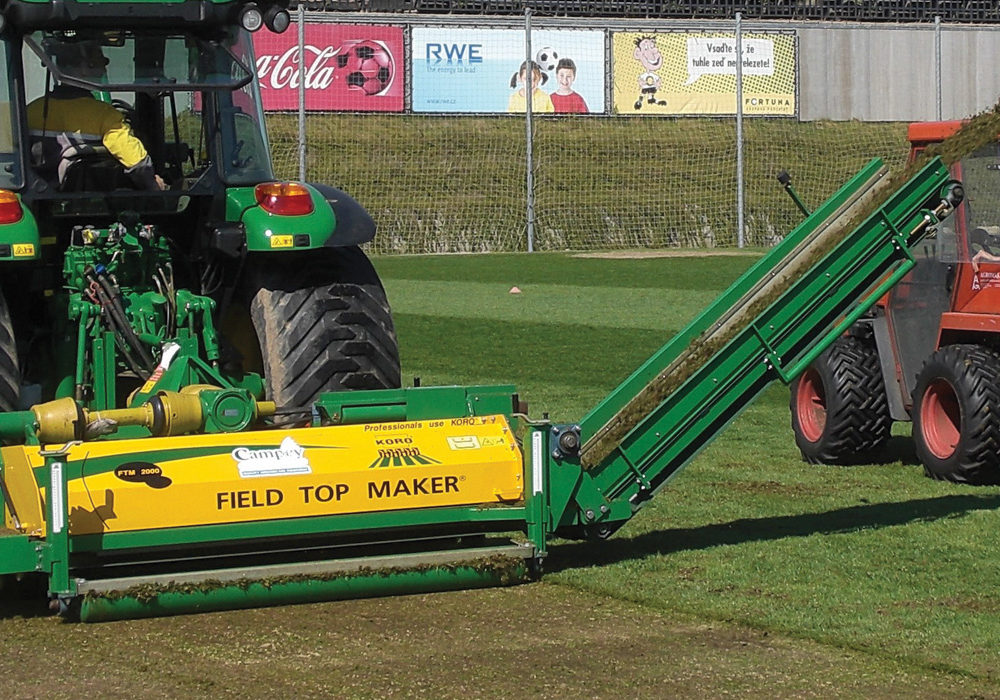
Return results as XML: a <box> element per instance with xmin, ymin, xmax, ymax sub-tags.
<box><xmin>31</xmin><ymin>137</ymin><xmax>131</xmax><ymax>193</ymax></box>
<box><xmin>58</xmin><ymin>151</ymin><xmax>131</xmax><ymax>192</ymax></box>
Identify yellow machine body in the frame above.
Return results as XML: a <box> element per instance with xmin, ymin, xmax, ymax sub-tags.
<box><xmin>3</xmin><ymin>415</ymin><xmax>523</xmax><ymax>536</ymax></box>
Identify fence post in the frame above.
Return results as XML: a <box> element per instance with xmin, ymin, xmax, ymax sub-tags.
<box><xmin>298</xmin><ymin>2</ymin><xmax>306</xmax><ymax>182</ymax></box>
<box><xmin>735</xmin><ymin>12</ymin><xmax>745</xmax><ymax>249</ymax></box>
<box><xmin>935</xmin><ymin>15</ymin><xmax>942</xmax><ymax>121</ymax></box>
<box><xmin>524</xmin><ymin>8</ymin><xmax>535</xmax><ymax>253</ymax></box>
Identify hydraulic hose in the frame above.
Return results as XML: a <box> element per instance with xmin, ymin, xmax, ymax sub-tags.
<box><xmin>96</xmin><ymin>298</ymin><xmax>148</xmax><ymax>380</ymax></box>
<box><xmin>86</xmin><ymin>272</ymin><xmax>156</xmax><ymax>376</ymax></box>
<box><xmin>98</xmin><ymin>273</ymin><xmax>156</xmax><ymax>372</ymax></box>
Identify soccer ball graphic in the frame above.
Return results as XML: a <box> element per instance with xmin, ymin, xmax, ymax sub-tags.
<box><xmin>336</xmin><ymin>39</ymin><xmax>394</xmax><ymax>96</ymax></box>
<box><xmin>535</xmin><ymin>47</ymin><xmax>559</xmax><ymax>72</ymax></box>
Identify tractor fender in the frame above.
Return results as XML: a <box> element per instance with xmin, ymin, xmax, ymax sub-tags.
<box><xmin>308</xmin><ymin>183</ymin><xmax>376</xmax><ymax>248</ymax></box>
<box><xmin>231</xmin><ymin>184</ymin><xmax>375</xmax><ymax>252</ymax></box>
<box><xmin>0</xmin><ymin>194</ymin><xmax>40</xmax><ymax>262</ymax></box>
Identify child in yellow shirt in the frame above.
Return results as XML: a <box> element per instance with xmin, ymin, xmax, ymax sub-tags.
<box><xmin>507</xmin><ymin>60</ymin><xmax>554</xmax><ymax>113</ymax></box>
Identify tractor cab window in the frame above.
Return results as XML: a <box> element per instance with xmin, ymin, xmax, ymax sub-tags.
<box><xmin>214</xmin><ymin>29</ymin><xmax>273</xmax><ymax>185</ymax></box>
<box><xmin>949</xmin><ymin>143</ymin><xmax>1000</xmax><ymax>266</ymax></box>
<box><xmin>0</xmin><ymin>41</ymin><xmax>21</xmax><ymax>190</ymax></box>
<box><xmin>21</xmin><ymin>29</ymin><xmax>272</xmax><ymax>195</ymax></box>
<box><xmin>23</xmin><ymin>30</ymin><xmax>254</xmax><ymax>94</ymax></box>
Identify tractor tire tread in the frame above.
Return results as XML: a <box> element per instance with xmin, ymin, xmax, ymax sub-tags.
<box><xmin>0</xmin><ymin>290</ymin><xmax>19</xmax><ymax>413</ymax></box>
<box><xmin>249</xmin><ymin>247</ymin><xmax>400</xmax><ymax>410</ymax></box>
<box><xmin>913</xmin><ymin>344</ymin><xmax>1000</xmax><ymax>485</ymax></box>
<box><xmin>790</xmin><ymin>335</ymin><xmax>891</xmax><ymax>465</ymax></box>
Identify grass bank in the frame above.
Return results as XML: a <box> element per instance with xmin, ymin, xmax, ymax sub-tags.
<box><xmin>268</xmin><ymin>115</ymin><xmax>911</xmax><ymax>253</ymax></box>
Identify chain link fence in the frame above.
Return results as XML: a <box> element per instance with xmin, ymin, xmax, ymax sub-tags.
<box><xmin>263</xmin><ymin>12</ymin><xmax>991</xmax><ymax>253</ymax></box>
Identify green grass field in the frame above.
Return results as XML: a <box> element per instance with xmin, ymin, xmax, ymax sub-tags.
<box><xmin>377</xmin><ymin>250</ymin><xmax>1000</xmax><ymax>687</ymax></box>
<box><xmin>5</xmin><ymin>250</ymin><xmax>1000</xmax><ymax>698</ymax></box>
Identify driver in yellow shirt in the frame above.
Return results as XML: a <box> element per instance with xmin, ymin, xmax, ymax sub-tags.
<box><xmin>26</xmin><ymin>41</ymin><xmax>164</xmax><ymax>190</ymax></box>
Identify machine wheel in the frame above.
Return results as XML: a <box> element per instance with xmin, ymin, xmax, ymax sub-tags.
<box><xmin>912</xmin><ymin>344</ymin><xmax>1000</xmax><ymax>485</ymax></box>
<box><xmin>0</xmin><ymin>288</ymin><xmax>19</xmax><ymax>412</ymax></box>
<box><xmin>247</xmin><ymin>246</ymin><xmax>400</xmax><ymax>411</ymax></box>
<box><xmin>789</xmin><ymin>336</ymin><xmax>891</xmax><ymax>464</ymax></box>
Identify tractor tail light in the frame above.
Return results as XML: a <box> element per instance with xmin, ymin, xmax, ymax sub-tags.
<box><xmin>0</xmin><ymin>190</ymin><xmax>23</xmax><ymax>224</ymax></box>
<box><xmin>254</xmin><ymin>182</ymin><xmax>314</xmax><ymax>217</ymax></box>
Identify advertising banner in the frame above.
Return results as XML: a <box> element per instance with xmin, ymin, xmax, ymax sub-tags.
<box><xmin>412</xmin><ymin>27</ymin><xmax>605</xmax><ymax>114</ymax></box>
<box><xmin>253</xmin><ymin>24</ymin><xmax>404</xmax><ymax>112</ymax></box>
<box><xmin>611</xmin><ymin>31</ymin><xmax>796</xmax><ymax>116</ymax></box>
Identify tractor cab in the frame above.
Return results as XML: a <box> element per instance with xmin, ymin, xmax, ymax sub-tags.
<box><xmin>938</xmin><ymin>140</ymin><xmax>1000</xmax><ymax>282</ymax></box>
<box><xmin>8</xmin><ymin>26</ymin><xmax>273</xmax><ymax>222</ymax></box>
<box><xmin>867</xmin><ymin>125</ymin><xmax>1000</xmax><ymax>425</ymax></box>
<box><xmin>906</xmin><ymin>120</ymin><xmax>1000</xmax><ymax>273</ymax></box>
<box><xmin>899</xmin><ymin>124</ymin><xmax>1000</xmax><ymax>345</ymax></box>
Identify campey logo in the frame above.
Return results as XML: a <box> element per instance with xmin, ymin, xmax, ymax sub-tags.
<box><xmin>233</xmin><ymin>436</ymin><xmax>312</xmax><ymax>478</ymax></box>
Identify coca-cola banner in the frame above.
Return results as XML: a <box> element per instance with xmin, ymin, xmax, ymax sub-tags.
<box><xmin>253</xmin><ymin>24</ymin><xmax>404</xmax><ymax>112</ymax></box>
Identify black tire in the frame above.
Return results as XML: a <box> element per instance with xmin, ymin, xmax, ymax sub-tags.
<box><xmin>247</xmin><ymin>246</ymin><xmax>400</xmax><ymax>410</ymax></box>
<box><xmin>789</xmin><ymin>336</ymin><xmax>891</xmax><ymax>464</ymax></box>
<box><xmin>0</xmin><ymin>288</ymin><xmax>19</xmax><ymax>412</ymax></box>
<box><xmin>912</xmin><ymin>344</ymin><xmax>1000</xmax><ymax>485</ymax></box>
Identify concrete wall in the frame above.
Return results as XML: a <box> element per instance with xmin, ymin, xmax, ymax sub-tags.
<box><xmin>793</xmin><ymin>23</ymin><xmax>1000</xmax><ymax>121</ymax></box>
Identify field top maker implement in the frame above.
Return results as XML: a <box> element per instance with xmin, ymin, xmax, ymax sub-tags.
<box><xmin>0</xmin><ymin>0</ymin><xmax>983</xmax><ymax>621</ymax></box>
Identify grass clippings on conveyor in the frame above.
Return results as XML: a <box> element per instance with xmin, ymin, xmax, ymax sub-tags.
<box><xmin>579</xmin><ymin>103</ymin><xmax>1000</xmax><ymax>470</ymax></box>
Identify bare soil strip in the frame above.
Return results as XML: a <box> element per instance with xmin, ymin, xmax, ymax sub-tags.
<box><xmin>0</xmin><ymin>583</ymin><xmax>992</xmax><ymax>698</ymax></box>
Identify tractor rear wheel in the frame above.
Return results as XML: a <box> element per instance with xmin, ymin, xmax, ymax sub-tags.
<box><xmin>912</xmin><ymin>344</ymin><xmax>1000</xmax><ymax>485</ymax></box>
<box><xmin>0</xmin><ymin>288</ymin><xmax>18</xmax><ymax>412</ymax></box>
<box><xmin>789</xmin><ymin>336</ymin><xmax>891</xmax><ymax>464</ymax></box>
<box><xmin>247</xmin><ymin>246</ymin><xmax>400</xmax><ymax>412</ymax></box>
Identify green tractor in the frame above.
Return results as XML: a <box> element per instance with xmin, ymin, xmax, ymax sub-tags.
<box><xmin>0</xmin><ymin>0</ymin><xmax>400</xmax><ymax>416</ymax></box>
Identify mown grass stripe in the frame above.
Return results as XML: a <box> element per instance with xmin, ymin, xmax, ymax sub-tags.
<box><xmin>374</xmin><ymin>251</ymin><xmax>762</xmax><ymax>290</ymax></box>
<box><xmin>383</xmin><ymin>279</ymin><xmax>718</xmax><ymax>332</ymax></box>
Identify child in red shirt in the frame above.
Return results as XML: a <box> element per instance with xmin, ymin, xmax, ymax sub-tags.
<box><xmin>550</xmin><ymin>58</ymin><xmax>589</xmax><ymax>114</ymax></box>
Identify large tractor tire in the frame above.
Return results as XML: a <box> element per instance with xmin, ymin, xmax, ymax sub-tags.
<box><xmin>247</xmin><ymin>246</ymin><xmax>400</xmax><ymax>411</ymax></box>
<box><xmin>789</xmin><ymin>335</ymin><xmax>891</xmax><ymax>464</ymax></box>
<box><xmin>0</xmin><ymin>288</ymin><xmax>17</xmax><ymax>412</ymax></box>
<box><xmin>912</xmin><ymin>344</ymin><xmax>1000</xmax><ymax>485</ymax></box>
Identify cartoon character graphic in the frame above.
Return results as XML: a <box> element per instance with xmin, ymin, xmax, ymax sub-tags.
<box><xmin>633</xmin><ymin>35</ymin><xmax>667</xmax><ymax>110</ymax></box>
<box><xmin>507</xmin><ymin>59</ymin><xmax>554</xmax><ymax>114</ymax></box>
<box><xmin>550</xmin><ymin>58</ymin><xmax>589</xmax><ymax>114</ymax></box>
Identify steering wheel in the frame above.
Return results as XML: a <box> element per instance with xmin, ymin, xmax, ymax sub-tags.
<box><xmin>111</xmin><ymin>99</ymin><xmax>136</xmax><ymax>125</ymax></box>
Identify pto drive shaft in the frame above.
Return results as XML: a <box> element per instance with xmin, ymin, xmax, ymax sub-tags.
<box><xmin>0</xmin><ymin>388</ymin><xmax>276</xmax><ymax>444</ymax></box>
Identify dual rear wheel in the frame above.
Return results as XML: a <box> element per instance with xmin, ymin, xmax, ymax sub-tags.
<box><xmin>791</xmin><ymin>339</ymin><xmax>1000</xmax><ymax>484</ymax></box>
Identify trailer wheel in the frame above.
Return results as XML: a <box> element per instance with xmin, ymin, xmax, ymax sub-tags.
<box><xmin>912</xmin><ymin>344</ymin><xmax>1000</xmax><ymax>485</ymax></box>
<box><xmin>789</xmin><ymin>336</ymin><xmax>891</xmax><ymax>464</ymax></box>
<box><xmin>0</xmin><ymin>288</ymin><xmax>19</xmax><ymax>412</ymax></box>
<box><xmin>247</xmin><ymin>246</ymin><xmax>400</xmax><ymax>411</ymax></box>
